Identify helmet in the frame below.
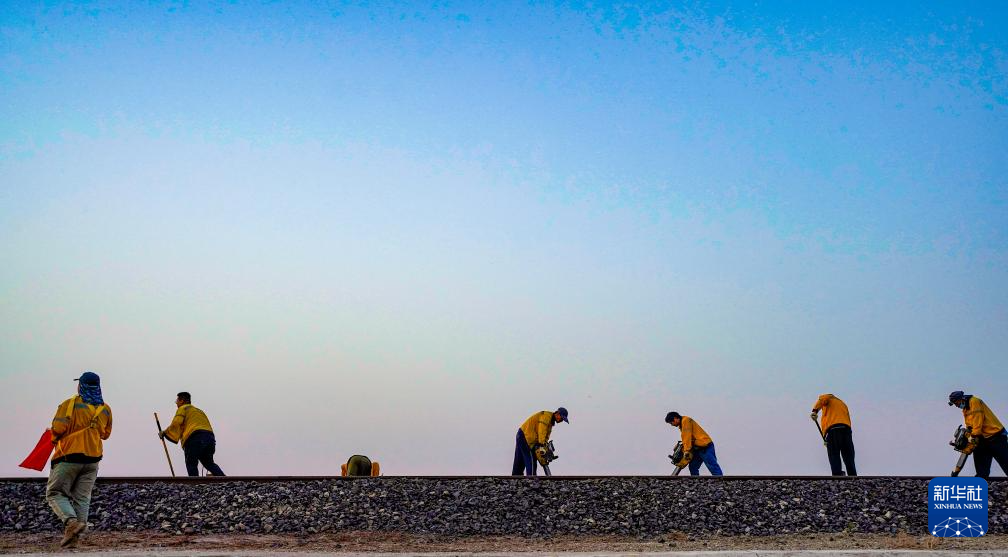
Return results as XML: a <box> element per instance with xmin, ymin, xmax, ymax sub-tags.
<box><xmin>948</xmin><ymin>391</ymin><xmax>966</xmax><ymax>406</ymax></box>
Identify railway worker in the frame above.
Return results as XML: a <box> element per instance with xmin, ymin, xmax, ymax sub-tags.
<box><xmin>158</xmin><ymin>392</ymin><xmax>226</xmax><ymax>477</ymax></box>
<box><xmin>46</xmin><ymin>371</ymin><xmax>113</xmax><ymax>549</ymax></box>
<box><xmin>811</xmin><ymin>393</ymin><xmax>857</xmax><ymax>476</ymax></box>
<box><xmin>342</xmin><ymin>454</ymin><xmax>381</xmax><ymax>476</ymax></box>
<box><xmin>949</xmin><ymin>391</ymin><xmax>1008</xmax><ymax>479</ymax></box>
<box><xmin>512</xmin><ymin>407</ymin><xmax>568</xmax><ymax>476</ymax></box>
<box><xmin>665</xmin><ymin>411</ymin><xmax>723</xmax><ymax>476</ymax></box>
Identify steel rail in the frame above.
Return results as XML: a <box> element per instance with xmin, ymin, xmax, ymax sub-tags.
<box><xmin>2</xmin><ymin>475</ymin><xmax>1002</xmax><ymax>484</ymax></box>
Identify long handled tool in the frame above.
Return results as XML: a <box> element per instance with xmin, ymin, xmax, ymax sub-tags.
<box><xmin>811</xmin><ymin>414</ymin><xmax>827</xmax><ymax>446</ymax></box>
<box><xmin>154</xmin><ymin>412</ymin><xmax>175</xmax><ymax>477</ymax></box>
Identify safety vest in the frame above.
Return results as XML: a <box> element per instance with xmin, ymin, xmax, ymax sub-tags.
<box><xmin>52</xmin><ymin>396</ymin><xmax>111</xmax><ymax>461</ymax></box>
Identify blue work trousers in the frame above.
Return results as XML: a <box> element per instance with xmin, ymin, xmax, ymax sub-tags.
<box><xmin>688</xmin><ymin>443</ymin><xmax>724</xmax><ymax>476</ymax></box>
<box><xmin>511</xmin><ymin>429</ymin><xmax>538</xmax><ymax>476</ymax></box>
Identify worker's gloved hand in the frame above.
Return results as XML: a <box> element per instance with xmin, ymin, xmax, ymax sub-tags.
<box><xmin>809</xmin><ymin>412</ymin><xmax>818</xmax><ymax>419</ymax></box>
<box><xmin>676</xmin><ymin>451</ymin><xmax>693</xmax><ymax>468</ymax></box>
<box><xmin>158</xmin><ymin>430</ymin><xmax>166</xmax><ymax>440</ymax></box>
<box><xmin>534</xmin><ymin>445</ymin><xmax>548</xmax><ymax>465</ymax></box>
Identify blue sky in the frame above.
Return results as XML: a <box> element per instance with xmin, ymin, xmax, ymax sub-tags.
<box><xmin>1</xmin><ymin>2</ymin><xmax>1006</xmax><ymax>476</ymax></box>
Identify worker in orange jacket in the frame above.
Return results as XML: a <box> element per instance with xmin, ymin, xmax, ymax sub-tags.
<box><xmin>512</xmin><ymin>407</ymin><xmax>568</xmax><ymax>475</ymax></box>
<box><xmin>811</xmin><ymin>393</ymin><xmax>856</xmax><ymax>476</ymax></box>
<box><xmin>342</xmin><ymin>455</ymin><xmax>381</xmax><ymax>476</ymax></box>
<box><xmin>665</xmin><ymin>411</ymin><xmax>723</xmax><ymax>475</ymax></box>
<box><xmin>949</xmin><ymin>391</ymin><xmax>1007</xmax><ymax>479</ymax></box>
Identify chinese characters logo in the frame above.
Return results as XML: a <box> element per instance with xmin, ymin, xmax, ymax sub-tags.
<box><xmin>929</xmin><ymin>478</ymin><xmax>988</xmax><ymax>537</ymax></box>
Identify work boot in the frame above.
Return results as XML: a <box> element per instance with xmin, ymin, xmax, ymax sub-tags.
<box><xmin>60</xmin><ymin>518</ymin><xmax>85</xmax><ymax>548</ymax></box>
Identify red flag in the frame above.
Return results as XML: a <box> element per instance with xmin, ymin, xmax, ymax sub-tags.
<box><xmin>19</xmin><ymin>430</ymin><xmax>54</xmax><ymax>471</ymax></box>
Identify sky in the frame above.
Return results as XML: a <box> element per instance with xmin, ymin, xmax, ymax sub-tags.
<box><xmin>1</xmin><ymin>1</ymin><xmax>1006</xmax><ymax>477</ymax></box>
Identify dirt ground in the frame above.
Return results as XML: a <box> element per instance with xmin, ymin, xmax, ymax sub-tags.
<box><xmin>1</xmin><ymin>531</ymin><xmax>1007</xmax><ymax>554</ymax></box>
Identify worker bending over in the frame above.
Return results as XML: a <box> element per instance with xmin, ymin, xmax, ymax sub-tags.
<box><xmin>811</xmin><ymin>393</ymin><xmax>857</xmax><ymax>476</ymax></box>
<box><xmin>512</xmin><ymin>407</ymin><xmax>568</xmax><ymax>475</ymax></box>
<box><xmin>665</xmin><ymin>411</ymin><xmax>723</xmax><ymax>476</ymax></box>
<box><xmin>949</xmin><ymin>391</ymin><xmax>1008</xmax><ymax>479</ymax></box>
<box><xmin>159</xmin><ymin>392</ymin><xmax>225</xmax><ymax>477</ymax></box>
<box><xmin>46</xmin><ymin>371</ymin><xmax>113</xmax><ymax>549</ymax></box>
<box><xmin>342</xmin><ymin>455</ymin><xmax>381</xmax><ymax>476</ymax></box>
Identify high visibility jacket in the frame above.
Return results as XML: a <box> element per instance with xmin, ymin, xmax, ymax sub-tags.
<box><xmin>51</xmin><ymin>395</ymin><xmax>112</xmax><ymax>463</ymax></box>
<box><xmin>520</xmin><ymin>411</ymin><xmax>555</xmax><ymax>448</ymax></box>
<box><xmin>163</xmin><ymin>404</ymin><xmax>214</xmax><ymax>446</ymax></box>
<box><xmin>679</xmin><ymin>416</ymin><xmax>712</xmax><ymax>452</ymax></box>
<box><xmin>963</xmin><ymin>396</ymin><xmax>1005</xmax><ymax>438</ymax></box>
<box><xmin>813</xmin><ymin>394</ymin><xmax>852</xmax><ymax>431</ymax></box>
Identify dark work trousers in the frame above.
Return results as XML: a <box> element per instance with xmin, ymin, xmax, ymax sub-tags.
<box><xmin>825</xmin><ymin>424</ymin><xmax>857</xmax><ymax>476</ymax></box>
<box><xmin>183</xmin><ymin>430</ymin><xmax>225</xmax><ymax>477</ymax></box>
<box><xmin>511</xmin><ymin>429</ymin><xmax>537</xmax><ymax>476</ymax></box>
<box><xmin>973</xmin><ymin>429</ymin><xmax>1008</xmax><ymax>479</ymax></box>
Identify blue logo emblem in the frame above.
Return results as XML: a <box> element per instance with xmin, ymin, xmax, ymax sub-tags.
<box><xmin>929</xmin><ymin>477</ymin><xmax>988</xmax><ymax>537</ymax></box>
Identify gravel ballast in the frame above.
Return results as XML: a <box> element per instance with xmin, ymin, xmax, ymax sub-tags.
<box><xmin>1</xmin><ymin>478</ymin><xmax>1004</xmax><ymax>537</ymax></box>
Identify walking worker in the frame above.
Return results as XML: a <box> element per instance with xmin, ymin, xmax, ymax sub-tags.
<box><xmin>665</xmin><ymin>411</ymin><xmax>723</xmax><ymax>476</ymax></box>
<box><xmin>512</xmin><ymin>407</ymin><xmax>568</xmax><ymax>476</ymax></box>
<box><xmin>811</xmin><ymin>393</ymin><xmax>857</xmax><ymax>476</ymax></box>
<box><xmin>949</xmin><ymin>390</ymin><xmax>1008</xmax><ymax>479</ymax></box>
<box><xmin>158</xmin><ymin>392</ymin><xmax>225</xmax><ymax>477</ymax></box>
<box><xmin>46</xmin><ymin>371</ymin><xmax>112</xmax><ymax>549</ymax></box>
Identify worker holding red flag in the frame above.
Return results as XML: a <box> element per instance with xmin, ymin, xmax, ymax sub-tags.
<box><xmin>46</xmin><ymin>371</ymin><xmax>112</xmax><ymax>549</ymax></box>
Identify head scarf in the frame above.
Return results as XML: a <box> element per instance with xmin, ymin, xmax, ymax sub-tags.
<box><xmin>77</xmin><ymin>371</ymin><xmax>104</xmax><ymax>406</ymax></box>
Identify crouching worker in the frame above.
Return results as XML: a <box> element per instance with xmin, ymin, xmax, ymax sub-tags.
<box><xmin>159</xmin><ymin>392</ymin><xmax>225</xmax><ymax>477</ymax></box>
<box><xmin>665</xmin><ymin>411</ymin><xmax>723</xmax><ymax>476</ymax></box>
<box><xmin>341</xmin><ymin>455</ymin><xmax>381</xmax><ymax>476</ymax></box>
<box><xmin>47</xmin><ymin>371</ymin><xmax>112</xmax><ymax>549</ymax></box>
<box><xmin>512</xmin><ymin>407</ymin><xmax>568</xmax><ymax>475</ymax></box>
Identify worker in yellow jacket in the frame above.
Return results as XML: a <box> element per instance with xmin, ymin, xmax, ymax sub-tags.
<box><xmin>159</xmin><ymin>392</ymin><xmax>225</xmax><ymax>476</ymax></box>
<box><xmin>665</xmin><ymin>411</ymin><xmax>723</xmax><ymax>475</ymax></box>
<box><xmin>949</xmin><ymin>391</ymin><xmax>1007</xmax><ymax>479</ymax></box>
<box><xmin>512</xmin><ymin>407</ymin><xmax>568</xmax><ymax>475</ymax></box>
<box><xmin>46</xmin><ymin>371</ymin><xmax>112</xmax><ymax>549</ymax></box>
<box><xmin>811</xmin><ymin>393</ymin><xmax>857</xmax><ymax>476</ymax></box>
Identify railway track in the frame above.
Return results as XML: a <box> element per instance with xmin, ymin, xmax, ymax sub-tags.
<box><xmin>4</xmin><ymin>475</ymin><xmax>1001</xmax><ymax>537</ymax></box>
<box><xmin>3</xmin><ymin>475</ymin><xmax>1001</xmax><ymax>484</ymax></box>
